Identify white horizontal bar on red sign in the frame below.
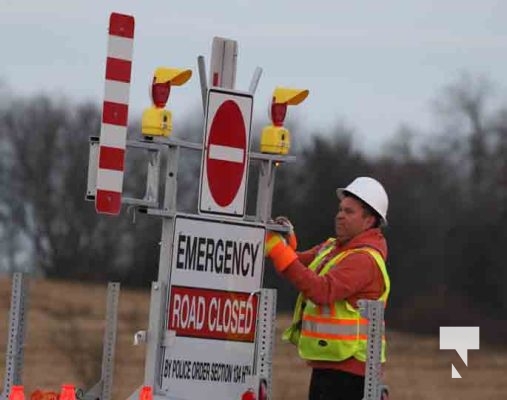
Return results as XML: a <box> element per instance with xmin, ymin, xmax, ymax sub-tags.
<box><xmin>95</xmin><ymin>12</ymin><xmax>135</xmax><ymax>216</ymax></box>
<box><xmin>208</xmin><ymin>144</ymin><xmax>244</xmax><ymax>163</ymax></box>
<box><xmin>167</xmin><ymin>286</ymin><xmax>258</xmax><ymax>342</ymax></box>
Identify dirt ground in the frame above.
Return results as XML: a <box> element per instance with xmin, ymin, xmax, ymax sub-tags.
<box><xmin>0</xmin><ymin>277</ymin><xmax>506</xmax><ymax>400</ymax></box>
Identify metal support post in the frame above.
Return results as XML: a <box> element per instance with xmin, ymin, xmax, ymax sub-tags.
<box><xmin>161</xmin><ymin>145</ymin><xmax>179</xmax><ymax>214</ymax></box>
<box><xmin>358</xmin><ymin>300</ymin><xmax>387</xmax><ymax>400</ymax></box>
<box><xmin>256</xmin><ymin>160</ymin><xmax>276</xmax><ymax>223</ymax></box>
<box><xmin>197</xmin><ymin>55</ymin><xmax>208</xmax><ymax>115</ymax></box>
<box><xmin>144</xmin><ymin>144</ymin><xmax>179</xmax><ymax>390</ymax></box>
<box><xmin>80</xmin><ymin>283</ymin><xmax>120</xmax><ymax>400</ymax></box>
<box><xmin>254</xmin><ymin>153</ymin><xmax>296</xmax><ymax>223</ymax></box>
<box><xmin>100</xmin><ymin>282</ymin><xmax>120</xmax><ymax>400</ymax></box>
<box><xmin>248</xmin><ymin>67</ymin><xmax>263</xmax><ymax>95</ymax></box>
<box><xmin>1</xmin><ymin>273</ymin><xmax>28</xmax><ymax>400</ymax></box>
<box><xmin>254</xmin><ymin>289</ymin><xmax>277</xmax><ymax>400</ymax></box>
<box><xmin>144</xmin><ymin>150</ymin><xmax>162</xmax><ymax>207</ymax></box>
<box><xmin>144</xmin><ymin>281</ymin><xmax>167</xmax><ymax>389</ymax></box>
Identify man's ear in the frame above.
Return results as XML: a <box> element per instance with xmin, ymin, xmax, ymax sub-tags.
<box><xmin>365</xmin><ymin>214</ymin><xmax>376</xmax><ymax>230</ymax></box>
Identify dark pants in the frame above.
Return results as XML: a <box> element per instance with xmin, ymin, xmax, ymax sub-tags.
<box><xmin>309</xmin><ymin>369</ymin><xmax>365</xmax><ymax>400</ymax></box>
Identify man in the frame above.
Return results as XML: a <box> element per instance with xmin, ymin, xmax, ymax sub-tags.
<box><xmin>265</xmin><ymin>176</ymin><xmax>390</xmax><ymax>400</ymax></box>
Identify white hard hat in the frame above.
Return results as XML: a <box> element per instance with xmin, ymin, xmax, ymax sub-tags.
<box><xmin>336</xmin><ymin>177</ymin><xmax>388</xmax><ymax>225</ymax></box>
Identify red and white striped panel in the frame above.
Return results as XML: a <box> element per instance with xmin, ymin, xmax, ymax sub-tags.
<box><xmin>95</xmin><ymin>12</ymin><xmax>135</xmax><ymax>215</ymax></box>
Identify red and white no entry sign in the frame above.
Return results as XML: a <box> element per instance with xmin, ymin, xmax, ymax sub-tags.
<box><xmin>199</xmin><ymin>89</ymin><xmax>253</xmax><ymax>217</ymax></box>
<box><xmin>207</xmin><ymin>100</ymin><xmax>246</xmax><ymax>207</ymax></box>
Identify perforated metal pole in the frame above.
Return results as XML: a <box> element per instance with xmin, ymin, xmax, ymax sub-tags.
<box><xmin>1</xmin><ymin>273</ymin><xmax>28</xmax><ymax>400</ymax></box>
<box><xmin>254</xmin><ymin>289</ymin><xmax>277</xmax><ymax>400</ymax></box>
<box><xmin>101</xmin><ymin>283</ymin><xmax>120</xmax><ymax>400</ymax></box>
<box><xmin>80</xmin><ymin>283</ymin><xmax>120</xmax><ymax>400</ymax></box>
<box><xmin>359</xmin><ymin>300</ymin><xmax>385</xmax><ymax>400</ymax></box>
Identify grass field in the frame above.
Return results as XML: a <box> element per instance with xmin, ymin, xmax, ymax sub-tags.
<box><xmin>1</xmin><ymin>277</ymin><xmax>506</xmax><ymax>400</ymax></box>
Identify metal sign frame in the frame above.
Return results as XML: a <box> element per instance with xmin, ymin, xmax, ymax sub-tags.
<box><xmin>86</xmin><ymin>16</ymin><xmax>294</xmax><ymax>400</ymax></box>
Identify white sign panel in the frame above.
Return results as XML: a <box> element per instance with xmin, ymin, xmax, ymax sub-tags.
<box><xmin>160</xmin><ymin>215</ymin><xmax>265</xmax><ymax>400</ymax></box>
<box><xmin>198</xmin><ymin>89</ymin><xmax>253</xmax><ymax>218</ymax></box>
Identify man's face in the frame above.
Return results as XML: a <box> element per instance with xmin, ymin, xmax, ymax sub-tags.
<box><xmin>335</xmin><ymin>195</ymin><xmax>375</xmax><ymax>244</ymax></box>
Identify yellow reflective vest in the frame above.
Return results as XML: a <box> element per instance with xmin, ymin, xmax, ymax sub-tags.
<box><xmin>282</xmin><ymin>238</ymin><xmax>390</xmax><ymax>363</ymax></box>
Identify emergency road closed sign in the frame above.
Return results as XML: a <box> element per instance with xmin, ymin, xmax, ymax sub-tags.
<box><xmin>160</xmin><ymin>215</ymin><xmax>265</xmax><ymax>399</ymax></box>
<box><xmin>198</xmin><ymin>88</ymin><xmax>253</xmax><ymax>217</ymax></box>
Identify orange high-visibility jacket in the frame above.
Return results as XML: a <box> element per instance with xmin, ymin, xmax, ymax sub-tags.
<box><xmin>281</xmin><ymin>228</ymin><xmax>389</xmax><ymax>376</ymax></box>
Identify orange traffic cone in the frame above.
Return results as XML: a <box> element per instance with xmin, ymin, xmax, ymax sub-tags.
<box><xmin>9</xmin><ymin>386</ymin><xmax>25</xmax><ymax>400</ymax></box>
<box><xmin>139</xmin><ymin>386</ymin><xmax>153</xmax><ymax>400</ymax></box>
<box><xmin>59</xmin><ymin>385</ymin><xmax>75</xmax><ymax>400</ymax></box>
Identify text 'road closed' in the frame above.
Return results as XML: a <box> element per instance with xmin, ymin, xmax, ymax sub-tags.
<box><xmin>168</xmin><ymin>286</ymin><xmax>258</xmax><ymax>342</ymax></box>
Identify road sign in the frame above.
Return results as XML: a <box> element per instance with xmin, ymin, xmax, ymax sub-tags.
<box><xmin>95</xmin><ymin>13</ymin><xmax>135</xmax><ymax>215</ymax></box>
<box><xmin>198</xmin><ymin>88</ymin><xmax>253</xmax><ymax>217</ymax></box>
<box><xmin>160</xmin><ymin>215</ymin><xmax>265</xmax><ymax>399</ymax></box>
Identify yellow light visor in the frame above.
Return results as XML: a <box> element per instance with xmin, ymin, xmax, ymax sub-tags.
<box><xmin>154</xmin><ymin>67</ymin><xmax>192</xmax><ymax>86</ymax></box>
<box><xmin>273</xmin><ymin>87</ymin><xmax>309</xmax><ymax>105</ymax></box>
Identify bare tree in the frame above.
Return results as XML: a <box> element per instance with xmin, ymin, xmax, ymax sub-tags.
<box><xmin>433</xmin><ymin>73</ymin><xmax>496</xmax><ymax>198</ymax></box>
<box><xmin>0</xmin><ymin>95</ymin><xmax>135</xmax><ymax>278</ymax></box>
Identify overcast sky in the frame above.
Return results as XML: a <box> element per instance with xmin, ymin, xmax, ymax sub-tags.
<box><xmin>2</xmin><ymin>0</ymin><xmax>507</xmax><ymax>153</ymax></box>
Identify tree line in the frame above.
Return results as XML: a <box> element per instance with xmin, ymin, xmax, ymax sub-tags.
<box><xmin>1</xmin><ymin>74</ymin><xmax>506</xmax><ymax>341</ymax></box>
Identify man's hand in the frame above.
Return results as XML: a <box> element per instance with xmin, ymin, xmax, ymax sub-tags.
<box><xmin>265</xmin><ymin>231</ymin><xmax>297</xmax><ymax>272</ymax></box>
<box><xmin>274</xmin><ymin>216</ymin><xmax>298</xmax><ymax>250</ymax></box>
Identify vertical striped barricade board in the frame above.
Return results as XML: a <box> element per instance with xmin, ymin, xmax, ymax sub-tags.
<box><xmin>95</xmin><ymin>12</ymin><xmax>135</xmax><ymax>215</ymax></box>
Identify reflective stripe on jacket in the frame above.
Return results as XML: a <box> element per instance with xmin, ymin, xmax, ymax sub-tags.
<box><xmin>282</xmin><ymin>238</ymin><xmax>390</xmax><ymax>363</ymax></box>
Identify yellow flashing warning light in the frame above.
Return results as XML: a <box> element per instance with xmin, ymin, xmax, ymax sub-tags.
<box><xmin>260</xmin><ymin>125</ymin><xmax>291</xmax><ymax>155</ymax></box>
<box><xmin>260</xmin><ymin>87</ymin><xmax>309</xmax><ymax>155</ymax></box>
<box><xmin>142</xmin><ymin>108</ymin><xmax>173</xmax><ymax>137</ymax></box>
<box><xmin>142</xmin><ymin>66</ymin><xmax>192</xmax><ymax>138</ymax></box>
